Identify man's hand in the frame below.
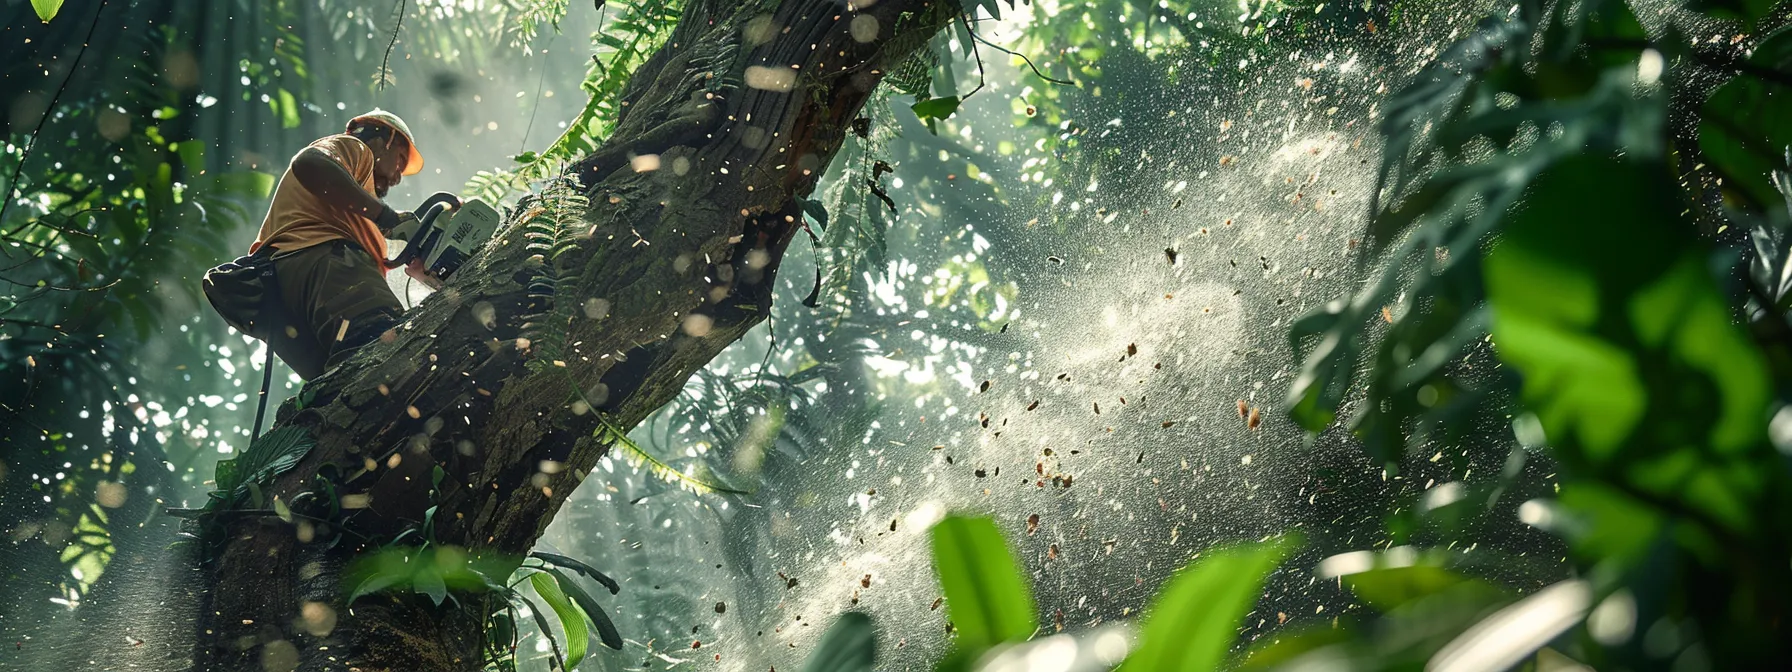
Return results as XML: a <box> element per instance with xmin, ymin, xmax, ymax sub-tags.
<box><xmin>387</xmin><ymin>210</ymin><xmax>422</xmax><ymax>241</ymax></box>
<box><xmin>404</xmin><ymin>258</ymin><xmax>444</xmax><ymax>290</ymax></box>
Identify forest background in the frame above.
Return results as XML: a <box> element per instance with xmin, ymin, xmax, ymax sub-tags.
<box><xmin>2</xmin><ymin>0</ymin><xmax>1790</xmax><ymax>670</ymax></box>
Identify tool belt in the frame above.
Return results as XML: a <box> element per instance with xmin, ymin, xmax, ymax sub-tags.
<box><xmin>202</xmin><ymin>248</ymin><xmax>284</xmax><ymax>341</ymax></box>
<box><xmin>203</xmin><ymin>249</ymin><xmax>284</xmax><ymax>438</ymax></box>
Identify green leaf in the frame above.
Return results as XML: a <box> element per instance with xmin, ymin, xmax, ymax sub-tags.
<box><xmin>1485</xmin><ymin>156</ymin><xmax>1773</xmax><ymax>532</ymax></box>
<box><xmin>1119</xmin><ymin>535</ymin><xmax>1298</xmax><ymax>672</ymax></box>
<box><xmin>218</xmin><ymin>426</ymin><xmax>315</xmax><ymax>508</ymax></box>
<box><xmin>213</xmin><ymin>458</ymin><xmax>240</xmax><ymax>495</ymax></box>
<box><xmin>208</xmin><ymin>170</ymin><xmax>277</xmax><ymax>199</ymax></box>
<box><xmin>345</xmin><ymin>571</ymin><xmax>407</xmax><ymax>604</ymax></box>
<box><xmin>531</xmin><ymin>571</ymin><xmax>590</xmax><ymax>670</ymax></box>
<box><xmin>798</xmin><ymin>196</ymin><xmax>829</xmax><ymax>231</ymax></box>
<box><xmin>1344</xmin><ymin>565</ymin><xmax>1502</xmax><ymax>612</ymax></box>
<box><xmin>801</xmin><ymin>612</ymin><xmax>876</xmax><ymax>672</ymax></box>
<box><xmin>489</xmin><ymin>609</ymin><xmax>516</xmax><ymax>655</ymax></box>
<box><xmin>414</xmin><ymin>565</ymin><xmax>448</xmax><ymax>606</ymax></box>
<box><xmin>1700</xmin><ymin>27</ymin><xmax>1792</xmax><ymax>211</ymax></box>
<box><xmin>30</xmin><ymin>0</ymin><xmax>63</xmax><ymax>22</ymax></box>
<box><xmin>547</xmin><ymin>568</ymin><xmax>622</xmax><ymax>651</ymax></box>
<box><xmin>276</xmin><ymin>89</ymin><xmax>300</xmax><ymax>129</ymax></box>
<box><xmin>929</xmin><ymin>514</ymin><xmax>1036</xmax><ymax>661</ymax></box>
<box><xmin>911</xmin><ymin>96</ymin><xmax>962</xmax><ymax>122</ymax></box>
<box><xmin>530</xmin><ymin>551</ymin><xmax>622</xmax><ymax>595</ymax></box>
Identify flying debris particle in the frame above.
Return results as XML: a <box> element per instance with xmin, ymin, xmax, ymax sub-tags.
<box><xmin>931</xmin><ymin>597</ymin><xmax>944</xmax><ymax>611</ymax></box>
<box><xmin>744</xmin><ymin>65</ymin><xmax>797</xmax><ymax>92</ymax></box>
<box><xmin>1047</xmin><ymin>256</ymin><xmax>1064</xmax><ymax>264</ymax></box>
<box><xmin>975</xmin><ymin>468</ymin><xmax>987</xmax><ymax>478</ymax></box>
<box><xmin>1048</xmin><ymin>543</ymin><xmax>1060</xmax><ymax>560</ymax></box>
<box><xmin>1054</xmin><ymin>609</ymin><xmax>1066</xmax><ymax>632</ymax></box>
<box><xmin>1381</xmin><ymin>306</ymin><xmax>1394</xmax><ymax>323</ymax></box>
<box><xmin>1220</xmin><ymin>155</ymin><xmax>1236</xmax><ymax>166</ymax></box>
<box><xmin>1164</xmin><ymin>248</ymin><xmax>1178</xmax><ymax>264</ymax></box>
<box><xmin>630</xmin><ymin>154</ymin><xmax>661</xmax><ymax>172</ymax></box>
<box><xmin>1093</xmin><ymin>402</ymin><xmax>1101</xmax><ymax>415</ymax></box>
<box><xmin>1248</xmin><ymin>407</ymin><xmax>1263</xmax><ymax>430</ymax></box>
<box><xmin>1027</xmin><ymin>400</ymin><xmax>1040</xmax><ymax>411</ymax></box>
<box><xmin>1237</xmin><ymin>400</ymin><xmax>1248</xmax><ymax>418</ymax></box>
<box><xmin>1162</xmin><ymin>420</ymin><xmax>1176</xmax><ymax>428</ymax></box>
<box><xmin>861</xmin><ymin>574</ymin><xmax>872</xmax><ymax>588</ymax></box>
<box><xmin>1126</xmin><ymin>343</ymin><xmax>1138</xmax><ymax>357</ymax></box>
<box><xmin>715</xmin><ymin>602</ymin><xmax>727</xmax><ymax>614</ymax></box>
<box><xmin>95</xmin><ymin>481</ymin><xmax>127</xmax><ymax>508</ymax></box>
<box><xmin>1172</xmin><ymin>198</ymin><xmax>1183</xmax><ymax>209</ymax></box>
<box><xmin>980</xmin><ymin>380</ymin><xmax>992</xmax><ymax>393</ymax></box>
<box><xmin>1027</xmin><ymin>514</ymin><xmax>1040</xmax><ymax>535</ymax></box>
<box><xmin>889</xmin><ymin>518</ymin><xmax>898</xmax><ymax>532</ymax></box>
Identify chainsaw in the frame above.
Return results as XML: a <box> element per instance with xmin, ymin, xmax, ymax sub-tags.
<box><xmin>388</xmin><ymin>192</ymin><xmax>502</xmax><ymax>280</ymax></box>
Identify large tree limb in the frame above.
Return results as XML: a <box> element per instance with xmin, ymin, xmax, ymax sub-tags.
<box><xmin>194</xmin><ymin>0</ymin><xmax>957</xmax><ymax>669</ymax></box>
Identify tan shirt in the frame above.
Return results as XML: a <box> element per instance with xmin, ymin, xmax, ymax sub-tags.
<box><xmin>251</xmin><ymin>135</ymin><xmax>392</xmax><ymax>270</ymax></box>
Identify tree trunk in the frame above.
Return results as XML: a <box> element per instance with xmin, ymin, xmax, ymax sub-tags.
<box><xmin>194</xmin><ymin>1</ymin><xmax>954</xmax><ymax>668</ymax></box>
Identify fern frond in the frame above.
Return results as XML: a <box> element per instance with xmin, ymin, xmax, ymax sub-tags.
<box><xmin>813</xmin><ymin>86</ymin><xmax>901</xmax><ymax>305</ymax></box>
<box><xmin>510</xmin><ymin>0</ymin><xmax>685</xmax><ymax>186</ymax></box>
<box><xmin>511</xmin><ymin>0</ymin><xmax>573</xmax><ymax>47</ymax></box>
<box><xmin>596</xmin><ymin>416</ymin><xmax>751</xmax><ymax>495</ymax></box>
<box><xmin>461</xmin><ymin>169</ymin><xmax>527</xmax><ymax>205</ymax></box>
<box><xmin>517</xmin><ymin>180</ymin><xmax>589</xmax><ymax>372</ymax></box>
<box><xmin>887</xmin><ymin>48</ymin><xmax>937</xmax><ymax>99</ymax></box>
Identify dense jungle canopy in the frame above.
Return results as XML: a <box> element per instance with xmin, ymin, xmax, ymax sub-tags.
<box><xmin>3</xmin><ymin>0</ymin><xmax>1792</xmax><ymax>670</ymax></box>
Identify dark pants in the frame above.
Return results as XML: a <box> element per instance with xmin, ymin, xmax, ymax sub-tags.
<box><xmin>268</xmin><ymin>240</ymin><xmax>402</xmax><ymax>379</ymax></box>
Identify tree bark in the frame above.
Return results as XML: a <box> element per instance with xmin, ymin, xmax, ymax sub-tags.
<box><xmin>194</xmin><ymin>1</ymin><xmax>955</xmax><ymax>668</ymax></box>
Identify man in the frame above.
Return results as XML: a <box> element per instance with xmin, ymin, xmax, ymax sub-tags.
<box><xmin>251</xmin><ymin>109</ymin><xmax>442</xmax><ymax>380</ymax></box>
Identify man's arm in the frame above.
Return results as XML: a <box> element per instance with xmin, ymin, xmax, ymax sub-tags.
<box><xmin>289</xmin><ymin>147</ymin><xmax>402</xmax><ymax>231</ymax></box>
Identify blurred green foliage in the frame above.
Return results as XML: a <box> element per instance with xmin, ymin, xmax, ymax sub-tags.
<box><xmin>1280</xmin><ymin>0</ymin><xmax>1792</xmax><ymax>666</ymax></box>
<box><xmin>9</xmin><ymin>0</ymin><xmax>1792</xmax><ymax>669</ymax></box>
